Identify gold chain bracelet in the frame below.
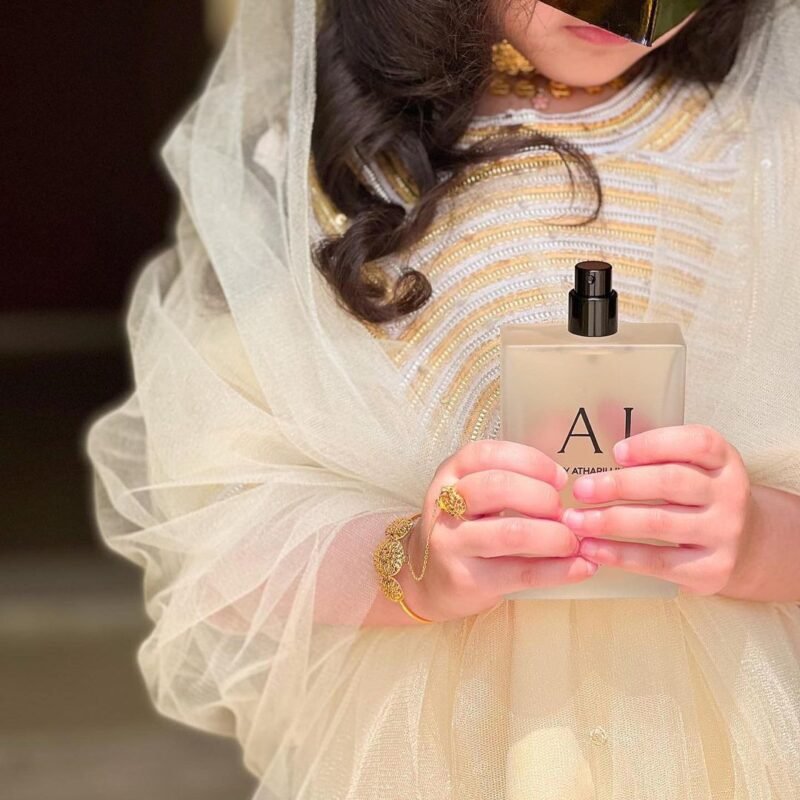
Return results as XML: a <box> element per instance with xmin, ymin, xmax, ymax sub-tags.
<box><xmin>406</xmin><ymin>508</ymin><xmax>439</xmax><ymax>582</ymax></box>
<box><xmin>373</xmin><ymin>512</ymin><xmax>434</xmax><ymax>624</ymax></box>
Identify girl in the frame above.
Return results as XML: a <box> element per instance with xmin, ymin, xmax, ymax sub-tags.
<box><xmin>85</xmin><ymin>0</ymin><xmax>800</xmax><ymax>796</ymax></box>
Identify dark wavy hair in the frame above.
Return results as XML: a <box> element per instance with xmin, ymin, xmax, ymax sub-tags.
<box><xmin>311</xmin><ymin>0</ymin><xmax>753</xmax><ymax>326</ymax></box>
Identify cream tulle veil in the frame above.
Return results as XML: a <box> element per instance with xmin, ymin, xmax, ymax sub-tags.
<box><xmin>84</xmin><ymin>0</ymin><xmax>800</xmax><ymax>797</ymax></box>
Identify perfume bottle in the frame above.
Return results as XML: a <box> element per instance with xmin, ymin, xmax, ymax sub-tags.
<box><xmin>499</xmin><ymin>261</ymin><xmax>686</xmax><ymax>600</ymax></box>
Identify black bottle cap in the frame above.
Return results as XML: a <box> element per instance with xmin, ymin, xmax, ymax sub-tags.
<box><xmin>568</xmin><ymin>261</ymin><xmax>618</xmax><ymax>336</ymax></box>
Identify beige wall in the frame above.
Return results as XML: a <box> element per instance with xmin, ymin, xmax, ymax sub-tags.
<box><xmin>205</xmin><ymin>0</ymin><xmax>239</xmax><ymax>46</ymax></box>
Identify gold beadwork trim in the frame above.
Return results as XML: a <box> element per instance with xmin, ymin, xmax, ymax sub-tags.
<box><xmin>308</xmin><ymin>155</ymin><xmax>348</xmax><ymax>236</ymax></box>
<box><xmin>374</xmin><ymin>150</ymin><xmax>421</xmax><ymax>205</ymax></box>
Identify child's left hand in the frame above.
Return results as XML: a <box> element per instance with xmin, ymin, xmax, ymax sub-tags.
<box><xmin>561</xmin><ymin>424</ymin><xmax>756</xmax><ymax>597</ymax></box>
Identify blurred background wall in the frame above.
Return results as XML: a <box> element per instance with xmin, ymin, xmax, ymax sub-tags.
<box><xmin>1</xmin><ymin>2</ymin><xmax>256</xmax><ymax>797</ymax></box>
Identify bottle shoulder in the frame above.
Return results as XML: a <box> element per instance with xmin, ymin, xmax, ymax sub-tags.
<box><xmin>499</xmin><ymin>321</ymin><xmax>685</xmax><ymax>348</ymax></box>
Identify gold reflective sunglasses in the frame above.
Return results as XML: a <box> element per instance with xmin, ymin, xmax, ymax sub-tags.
<box><xmin>541</xmin><ymin>0</ymin><xmax>707</xmax><ymax>46</ymax></box>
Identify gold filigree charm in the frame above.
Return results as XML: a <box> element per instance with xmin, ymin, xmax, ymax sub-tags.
<box><xmin>489</xmin><ymin>76</ymin><xmax>512</xmax><ymax>95</ymax></box>
<box><xmin>379</xmin><ymin>575</ymin><xmax>404</xmax><ymax>603</ymax></box>
<box><xmin>385</xmin><ymin>515</ymin><xmax>417</xmax><ymax>541</ymax></box>
<box><xmin>373</xmin><ymin>537</ymin><xmax>406</xmax><ymax>578</ymax></box>
<box><xmin>491</xmin><ymin>38</ymin><xmax>536</xmax><ymax>77</ymax></box>
<box><xmin>436</xmin><ymin>485</ymin><xmax>467</xmax><ymax>519</ymax></box>
<box><xmin>548</xmin><ymin>80</ymin><xmax>572</xmax><ymax>99</ymax></box>
<box><xmin>513</xmin><ymin>79</ymin><xmax>537</xmax><ymax>98</ymax></box>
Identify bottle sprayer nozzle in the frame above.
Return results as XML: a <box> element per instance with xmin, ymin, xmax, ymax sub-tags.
<box><xmin>568</xmin><ymin>261</ymin><xmax>618</xmax><ymax>336</ymax></box>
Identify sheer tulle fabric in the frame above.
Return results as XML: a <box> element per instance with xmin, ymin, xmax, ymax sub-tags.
<box><xmin>84</xmin><ymin>0</ymin><xmax>800</xmax><ymax>797</ymax></box>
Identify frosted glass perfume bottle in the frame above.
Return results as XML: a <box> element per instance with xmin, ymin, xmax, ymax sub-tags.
<box><xmin>499</xmin><ymin>261</ymin><xmax>686</xmax><ymax>600</ymax></box>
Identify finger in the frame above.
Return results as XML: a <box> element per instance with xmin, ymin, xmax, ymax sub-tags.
<box><xmin>613</xmin><ymin>424</ymin><xmax>728</xmax><ymax>471</ymax></box>
<box><xmin>451</xmin><ymin>438</ymin><xmax>568</xmax><ymax>490</ymax></box>
<box><xmin>454</xmin><ymin>516</ymin><xmax>579</xmax><ymax>558</ymax></box>
<box><xmin>455</xmin><ymin>469</ymin><xmax>562</xmax><ymax>520</ymax></box>
<box><xmin>562</xmin><ymin>503</ymin><xmax>708</xmax><ymax>545</ymax></box>
<box><xmin>578</xmin><ymin>538</ymin><xmax>711</xmax><ymax>587</ymax></box>
<box><xmin>572</xmin><ymin>463</ymin><xmax>713</xmax><ymax>506</ymax></box>
<box><xmin>476</xmin><ymin>554</ymin><xmax>598</xmax><ymax>596</ymax></box>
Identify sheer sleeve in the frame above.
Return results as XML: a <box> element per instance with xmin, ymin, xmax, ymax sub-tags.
<box><xmin>83</xmin><ymin>220</ymin><xmax>425</xmax><ymax>780</ymax></box>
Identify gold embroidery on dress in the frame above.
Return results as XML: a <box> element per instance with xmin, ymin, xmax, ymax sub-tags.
<box><xmin>308</xmin><ymin>65</ymin><xmax>739</xmax><ymax>448</ymax></box>
<box><xmin>308</xmin><ymin>155</ymin><xmax>349</xmax><ymax>236</ymax></box>
<box><xmin>374</xmin><ymin>150</ymin><xmax>421</xmax><ymax>205</ymax></box>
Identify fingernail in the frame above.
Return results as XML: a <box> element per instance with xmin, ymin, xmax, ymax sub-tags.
<box><xmin>585</xmin><ymin>561</ymin><xmax>599</xmax><ymax>574</ymax></box>
<box><xmin>573</xmin><ymin>477</ymin><xmax>595</xmax><ymax>498</ymax></box>
<box><xmin>562</xmin><ymin>508</ymin><xmax>585</xmax><ymax>529</ymax></box>
<box><xmin>555</xmin><ymin>466</ymin><xmax>569</xmax><ymax>489</ymax></box>
<box><xmin>613</xmin><ymin>440</ymin><xmax>630</xmax><ymax>463</ymax></box>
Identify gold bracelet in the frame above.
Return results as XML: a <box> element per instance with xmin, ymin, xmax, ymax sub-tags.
<box><xmin>373</xmin><ymin>513</ymin><xmax>434</xmax><ymax>624</ymax></box>
<box><xmin>399</xmin><ymin>597</ymin><xmax>434</xmax><ymax>624</ymax></box>
<box><xmin>377</xmin><ymin>574</ymin><xmax>434</xmax><ymax>624</ymax></box>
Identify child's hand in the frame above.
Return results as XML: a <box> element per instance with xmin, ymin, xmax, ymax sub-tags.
<box><xmin>561</xmin><ymin>424</ymin><xmax>756</xmax><ymax>597</ymax></box>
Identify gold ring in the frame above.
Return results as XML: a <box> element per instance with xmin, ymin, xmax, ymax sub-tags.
<box><xmin>436</xmin><ymin>484</ymin><xmax>467</xmax><ymax>520</ymax></box>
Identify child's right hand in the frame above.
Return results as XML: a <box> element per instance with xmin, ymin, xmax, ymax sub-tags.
<box><xmin>404</xmin><ymin>439</ymin><xmax>598</xmax><ymax>622</ymax></box>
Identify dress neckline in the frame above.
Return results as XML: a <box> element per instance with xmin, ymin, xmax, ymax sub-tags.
<box><xmin>465</xmin><ymin>59</ymin><xmax>660</xmax><ymax>128</ymax></box>
<box><xmin>454</xmin><ymin>60</ymin><xmax>681</xmax><ymax>158</ymax></box>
